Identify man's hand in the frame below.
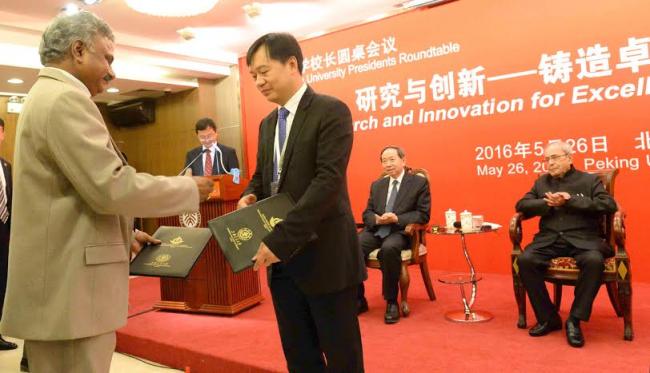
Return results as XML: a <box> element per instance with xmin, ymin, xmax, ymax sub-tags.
<box><xmin>237</xmin><ymin>193</ymin><xmax>257</xmax><ymax>210</ymax></box>
<box><xmin>252</xmin><ymin>242</ymin><xmax>280</xmax><ymax>271</ymax></box>
<box><xmin>544</xmin><ymin>192</ymin><xmax>569</xmax><ymax>207</ymax></box>
<box><xmin>379</xmin><ymin>212</ymin><xmax>398</xmax><ymax>224</ymax></box>
<box><xmin>192</xmin><ymin>177</ymin><xmax>214</xmax><ymax>202</ymax></box>
<box><xmin>130</xmin><ymin>230</ymin><xmax>161</xmax><ymax>256</ymax></box>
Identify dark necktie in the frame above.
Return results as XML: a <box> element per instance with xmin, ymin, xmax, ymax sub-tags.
<box><xmin>376</xmin><ymin>179</ymin><xmax>399</xmax><ymax>238</ymax></box>
<box><xmin>204</xmin><ymin>149</ymin><xmax>213</xmax><ymax>176</ymax></box>
<box><xmin>273</xmin><ymin>107</ymin><xmax>290</xmax><ymax>182</ymax></box>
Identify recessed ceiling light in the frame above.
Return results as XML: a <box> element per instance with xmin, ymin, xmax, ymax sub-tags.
<box><xmin>7</xmin><ymin>78</ymin><xmax>24</xmax><ymax>85</ymax></box>
<box><xmin>62</xmin><ymin>3</ymin><xmax>80</xmax><ymax>15</ymax></box>
<box><xmin>106</xmin><ymin>87</ymin><xmax>120</xmax><ymax>93</ymax></box>
<box><xmin>80</xmin><ymin>0</ymin><xmax>103</xmax><ymax>5</ymax></box>
<box><xmin>126</xmin><ymin>0</ymin><xmax>219</xmax><ymax>17</ymax></box>
<box><xmin>243</xmin><ymin>2</ymin><xmax>262</xmax><ymax>18</ymax></box>
<box><xmin>177</xmin><ymin>27</ymin><xmax>196</xmax><ymax>41</ymax></box>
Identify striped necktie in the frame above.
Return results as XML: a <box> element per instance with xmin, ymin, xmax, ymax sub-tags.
<box><xmin>0</xmin><ymin>177</ymin><xmax>8</xmax><ymax>224</ymax></box>
<box><xmin>204</xmin><ymin>149</ymin><xmax>213</xmax><ymax>176</ymax></box>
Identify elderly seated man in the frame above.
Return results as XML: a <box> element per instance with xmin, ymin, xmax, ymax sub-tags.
<box><xmin>357</xmin><ymin>146</ymin><xmax>430</xmax><ymax>324</ymax></box>
<box><xmin>515</xmin><ymin>141</ymin><xmax>617</xmax><ymax>347</ymax></box>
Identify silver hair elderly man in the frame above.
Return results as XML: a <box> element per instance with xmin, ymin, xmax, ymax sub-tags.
<box><xmin>0</xmin><ymin>11</ymin><xmax>213</xmax><ymax>373</ymax></box>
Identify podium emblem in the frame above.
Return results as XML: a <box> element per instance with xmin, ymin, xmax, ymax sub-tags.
<box><xmin>179</xmin><ymin>211</ymin><xmax>201</xmax><ymax>228</ymax></box>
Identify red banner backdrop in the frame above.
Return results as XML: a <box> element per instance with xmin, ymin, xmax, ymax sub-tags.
<box><xmin>239</xmin><ymin>0</ymin><xmax>650</xmax><ymax>282</ymax></box>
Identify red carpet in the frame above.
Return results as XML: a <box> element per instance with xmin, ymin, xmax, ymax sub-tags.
<box><xmin>117</xmin><ymin>270</ymin><xmax>650</xmax><ymax>372</ymax></box>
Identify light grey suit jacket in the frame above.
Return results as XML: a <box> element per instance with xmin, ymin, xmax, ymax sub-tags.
<box><xmin>0</xmin><ymin>67</ymin><xmax>199</xmax><ymax>341</ymax></box>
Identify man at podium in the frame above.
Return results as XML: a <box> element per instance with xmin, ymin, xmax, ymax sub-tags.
<box><xmin>184</xmin><ymin>117</ymin><xmax>239</xmax><ymax>176</ymax></box>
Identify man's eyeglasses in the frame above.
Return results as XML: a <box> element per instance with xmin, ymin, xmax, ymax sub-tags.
<box><xmin>543</xmin><ymin>153</ymin><xmax>569</xmax><ymax>163</ymax></box>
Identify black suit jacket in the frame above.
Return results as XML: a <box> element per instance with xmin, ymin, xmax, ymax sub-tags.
<box><xmin>361</xmin><ymin>172</ymin><xmax>431</xmax><ymax>237</ymax></box>
<box><xmin>0</xmin><ymin>157</ymin><xmax>12</xmax><ymax>314</ymax></box>
<box><xmin>184</xmin><ymin>144</ymin><xmax>239</xmax><ymax>176</ymax></box>
<box><xmin>516</xmin><ymin>166</ymin><xmax>617</xmax><ymax>256</ymax></box>
<box><xmin>244</xmin><ymin>86</ymin><xmax>364</xmax><ymax>295</ymax></box>
<box><xmin>0</xmin><ymin>158</ymin><xmax>11</xmax><ymax>244</ymax></box>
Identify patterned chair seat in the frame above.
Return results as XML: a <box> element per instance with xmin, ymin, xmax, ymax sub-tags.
<box><xmin>368</xmin><ymin>244</ymin><xmax>427</xmax><ymax>261</ymax></box>
<box><xmin>548</xmin><ymin>256</ymin><xmax>616</xmax><ymax>274</ymax></box>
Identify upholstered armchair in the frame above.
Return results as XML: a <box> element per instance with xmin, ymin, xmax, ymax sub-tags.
<box><xmin>510</xmin><ymin>168</ymin><xmax>633</xmax><ymax>340</ymax></box>
<box><xmin>358</xmin><ymin>167</ymin><xmax>436</xmax><ymax>317</ymax></box>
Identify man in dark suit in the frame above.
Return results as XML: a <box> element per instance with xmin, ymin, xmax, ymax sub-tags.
<box><xmin>516</xmin><ymin>141</ymin><xmax>617</xmax><ymax>348</ymax></box>
<box><xmin>357</xmin><ymin>146</ymin><xmax>430</xmax><ymax>324</ymax></box>
<box><xmin>0</xmin><ymin>118</ymin><xmax>16</xmax><ymax>351</ymax></box>
<box><xmin>238</xmin><ymin>33</ymin><xmax>365</xmax><ymax>372</ymax></box>
<box><xmin>184</xmin><ymin>117</ymin><xmax>239</xmax><ymax>176</ymax></box>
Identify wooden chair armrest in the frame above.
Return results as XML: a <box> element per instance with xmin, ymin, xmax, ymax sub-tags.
<box><xmin>404</xmin><ymin>223</ymin><xmax>427</xmax><ymax>236</ymax></box>
<box><xmin>405</xmin><ymin>223</ymin><xmax>427</xmax><ymax>264</ymax></box>
<box><xmin>509</xmin><ymin>212</ymin><xmax>524</xmax><ymax>246</ymax></box>
<box><xmin>613</xmin><ymin>210</ymin><xmax>627</xmax><ymax>256</ymax></box>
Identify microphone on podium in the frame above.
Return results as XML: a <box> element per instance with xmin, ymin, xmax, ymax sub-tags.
<box><xmin>179</xmin><ymin>148</ymin><xmax>208</xmax><ymax>176</ymax></box>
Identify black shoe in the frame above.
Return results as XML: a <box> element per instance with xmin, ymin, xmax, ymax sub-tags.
<box><xmin>565</xmin><ymin>319</ymin><xmax>585</xmax><ymax>347</ymax></box>
<box><xmin>528</xmin><ymin>314</ymin><xmax>562</xmax><ymax>337</ymax></box>
<box><xmin>384</xmin><ymin>302</ymin><xmax>400</xmax><ymax>324</ymax></box>
<box><xmin>0</xmin><ymin>336</ymin><xmax>17</xmax><ymax>350</ymax></box>
<box><xmin>357</xmin><ymin>297</ymin><xmax>369</xmax><ymax>315</ymax></box>
<box><xmin>20</xmin><ymin>357</ymin><xmax>29</xmax><ymax>372</ymax></box>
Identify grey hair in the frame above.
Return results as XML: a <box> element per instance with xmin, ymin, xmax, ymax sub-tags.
<box><xmin>380</xmin><ymin>145</ymin><xmax>406</xmax><ymax>160</ymax></box>
<box><xmin>39</xmin><ymin>11</ymin><xmax>114</xmax><ymax>65</ymax></box>
<box><xmin>546</xmin><ymin>141</ymin><xmax>573</xmax><ymax>155</ymax></box>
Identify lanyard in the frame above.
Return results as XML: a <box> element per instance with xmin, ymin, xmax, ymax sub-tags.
<box><xmin>273</xmin><ymin>112</ymin><xmax>290</xmax><ymax>179</ymax></box>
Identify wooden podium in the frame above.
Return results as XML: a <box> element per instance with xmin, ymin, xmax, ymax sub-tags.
<box><xmin>155</xmin><ymin>175</ymin><xmax>263</xmax><ymax>315</ymax></box>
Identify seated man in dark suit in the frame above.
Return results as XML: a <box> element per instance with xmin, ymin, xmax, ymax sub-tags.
<box><xmin>185</xmin><ymin>117</ymin><xmax>239</xmax><ymax>176</ymax></box>
<box><xmin>358</xmin><ymin>146</ymin><xmax>431</xmax><ymax>324</ymax></box>
<box><xmin>516</xmin><ymin>141</ymin><xmax>617</xmax><ymax>347</ymax></box>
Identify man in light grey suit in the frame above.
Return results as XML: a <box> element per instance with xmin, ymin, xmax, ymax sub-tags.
<box><xmin>0</xmin><ymin>11</ymin><xmax>213</xmax><ymax>373</ymax></box>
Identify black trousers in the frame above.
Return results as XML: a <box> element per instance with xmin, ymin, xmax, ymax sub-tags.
<box><xmin>270</xmin><ymin>270</ymin><xmax>364</xmax><ymax>373</ymax></box>
<box><xmin>518</xmin><ymin>237</ymin><xmax>605</xmax><ymax>323</ymax></box>
<box><xmin>358</xmin><ymin>230</ymin><xmax>408</xmax><ymax>303</ymax></box>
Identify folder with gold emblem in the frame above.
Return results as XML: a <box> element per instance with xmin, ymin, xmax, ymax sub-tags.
<box><xmin>129</xmin><ymin>226</ymin><xmax>213</xmax><ymax>278</ymax></box>
<box><xmin>207</xmin><ymin>193</ymin><xmax>295</xmax><ymax>273</ymax></box>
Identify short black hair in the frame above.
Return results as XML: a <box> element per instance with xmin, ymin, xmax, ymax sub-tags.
<box><xmin>246</xmin><ymin>33</ymin><xmax>304</xmax><ymax>74</ymax></box>
<box><xmin>380</xmin><ymin>146</ymin><xmax>405</xmax><ymax>160</ymax></box>
<box><xmin>0</xmin><ymin>118</ymin><xmax>4</xmax><ymax>129</ymax></box>
<box><xmin>195</xmin><ymin>117</ymin><xmax>217</xmax><ymax>133</ymax></box>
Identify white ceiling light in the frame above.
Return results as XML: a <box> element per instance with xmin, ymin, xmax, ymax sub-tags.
<box><xmin>106</xmin><ymin>87</ymin><xmax>120</xmax><ymax>93</ymax></box>
<box><xmin>243</xmin><ymin>2</ymin><xmax>262</xmax><ymax>18</ymax></box>
<box><xmin>7</xmin><ymin>78</ymin><xmax>24</xmax><ymax>85</ymax></box>
<box><xmin>80</xmin><ymin>0</ymin><xmax>102</xmax><ymax>5</ymax></box>
<box><xmin>62</xmin><ymin>3</ymin><xmax>80</xmax><ymax>15</ymax></box>
<box><xmin>177</xmin><ymin>27</ymin><xmax>196</xmax><ymax>41</ymax></box>
<box><xmin>125</xmin><ymin>0</ymin><xmax>219</xmax><ymax>17</ymax></box>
